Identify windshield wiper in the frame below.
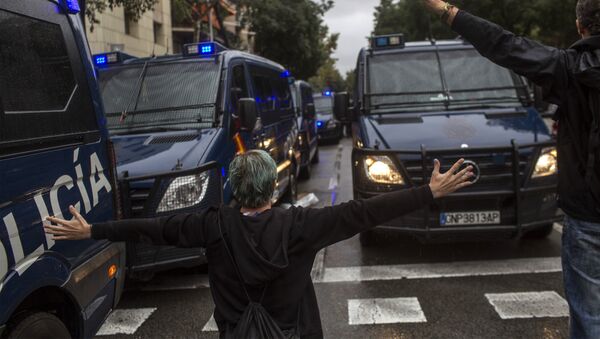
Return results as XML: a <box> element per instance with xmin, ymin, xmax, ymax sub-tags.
<box><xmin>120</xmin><ymin>59</ymin><xmax>152</xmax><ymax>122</ymax></box>
<box><xmin>107</xmin><ymin>103</ymin><xmax>216</xmax><ymax>117</ymax></box>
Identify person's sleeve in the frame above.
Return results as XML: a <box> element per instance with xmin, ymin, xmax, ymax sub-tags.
<box><xmin>451</xmin><ymin>10</ymin><xmax>569</xmax><ymax>104</ymax></box>
<box><xmin>301</xmin><ymin>185</ymin><xmax>434</xmax><ymax>250</ymax></box>
<box><xmin>90</xmin><ymin>208</ymin><xmax>216</xmax><ymax>248</ymax></box>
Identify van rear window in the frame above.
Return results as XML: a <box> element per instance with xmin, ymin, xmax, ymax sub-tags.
<box><xmin>99</xmin><ymin>61</ymin><xmax>220</xmax><ymax>134</ymax></box>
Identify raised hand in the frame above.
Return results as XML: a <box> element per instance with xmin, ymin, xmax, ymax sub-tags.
<box><xmin>429</xmin><ymin>158</ymin><xmax>474</xmax><ymax>199</ymax></box>
<box><xmin>44</xmin><ymin>205</ymin><xmax>92</xmax><ymax>241</ymax></box>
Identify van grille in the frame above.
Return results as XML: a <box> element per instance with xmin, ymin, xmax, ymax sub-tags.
<box><xmin>148</xmin><ymin>134</ymin><xmax>198</xmax><ymax>144</ymax></box>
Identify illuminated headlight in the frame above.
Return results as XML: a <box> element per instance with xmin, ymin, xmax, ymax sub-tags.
<box><xmin>156</xmin><ymin>172</ymin><xmax>209</xmax><ymax>213</ymax></box>
<box><xmin>363</xmin><ymin>156</ymin><xmax>405</xmax><ymax>184</ymax></box>
<box><xmin>326</xmin><ymin>120</ymin><xmax>338</xmax><ymax>129</ymax></box>
<box><xmin>298</xmin><ymin>133</ymin><xmax>304</xmax><ymax>147</ymax></box>
<box><xmin>532</xmin><ymin>147</ymin><xmax>558</xmax><ymax>178</ymax></box>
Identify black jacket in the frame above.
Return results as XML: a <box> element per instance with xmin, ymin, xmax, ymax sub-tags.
<box><xmin>452</xmin><ymin>11</ymin><xmax>600</xmax><ymax>223</ymax></box>
<box><xmin>92</xmin><ymin>186</ymin><xmax>434</xmax><ymax>338</ymax></box>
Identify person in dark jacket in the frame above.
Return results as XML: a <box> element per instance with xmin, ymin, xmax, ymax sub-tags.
<box><xmin>45</xmin><ymin>150</ymin><xmax>473</xmax><ymax>338</ymax></box>
<box><xmin>421</xmin><ymin>1</ymin><xmax>600</xmax><ymax>337</ymax></box>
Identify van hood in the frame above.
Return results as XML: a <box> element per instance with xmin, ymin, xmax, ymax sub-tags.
<box><xmin>362</xmin><ymin>108</ymin><xmax>552</xmax><ymax>150</ymax></box>
<box><xmin>111</xmin><ymin>129</ymin><xmax>218</xmax><ymax>178</ymax></box>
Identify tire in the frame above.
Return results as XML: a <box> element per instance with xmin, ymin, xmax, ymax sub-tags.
<box><xmin>8</xmin><ymin>312</ymin><xmax>71</xmax><ymax>339</ymax></box>
<box><xmin>359</xmin><ymin>230</ymin><xmax>376</xmax><ymax>247</ymax></box>
<box><xmin>311</xmin><ymin>147</ymin><xmax>320</xmax><ymax>164</ymax></box>
<box><xmin>525</xmin><ymin>224</ymin><xmax>554</xmax><ymax>239</ymax></box>
<box><xmin>281</xmin><ymin>166</ymin><xmax>298</xmax><ymax>205</ymax></box>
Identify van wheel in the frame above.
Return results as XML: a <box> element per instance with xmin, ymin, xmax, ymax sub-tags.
<box><xmin>281</xmin><ymin>167</ymin><xmax>298</xmax><ymax>205</ymax></box>
<box><xmin>8</xmin><ymin>312</ymin><xmax>71</xmax><ymax>339</ymax></box>
<box><xmin>299</xmin><ymin>163</ymin><xmax>311</xmax><ymax>180</ymax></box>
<box><xmin>311</xmin><ymin>147</ymin><xmax>320</xmax><ymax>164</ymax></box>
<box><xmin>525</xmin><ymin>224</ymin><xmax>554</xmax><ymax>239</ymax></box>
<box><xmin>359</xmin><ymin>230</ymin><xmax>376</xmax><ymax>246</ymax></box>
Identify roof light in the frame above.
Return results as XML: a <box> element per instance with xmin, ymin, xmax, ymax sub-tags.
<box><xmin>370</xmin><ymin>34</ymin><xmax>405</xmax><ymax>50</ymax></box>
<box><xmin>60</xmin><ymin>0</ymin><xmax>80</xmax><ymax>14</ymax></box>
<box><xmin>323</xmin><ymin>91</ymin><xmax>332</xmax><ymax>97</ymax></box>
<box><xmin>183</xmin><ymin>42</ymin><xmax>227</xmax><ymax>57</ymax></box>
<box><xmin>93</xmin><ymin>52</ymin><xmax>122</xmax><ymax>67</ymax></box>
<box><xmin>281</xmin><ymin>70</ymin><xmax>291</xmax><ymax>78</ymax></box>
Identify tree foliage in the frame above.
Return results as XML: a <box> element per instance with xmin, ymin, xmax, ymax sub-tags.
<box><xmin>238</xmin><ymin>0</ymin><xmax>337</xmax><ymax>80</ymax></box>
<box><xmin>308</xmin><ymin>56</ymin><xmax>345</xmax><ymax>93</ymax></box>
<box><xmin>373</xmin><ymin>0</ymin><xmax>579</xmax><ymax>48</ymax></box>
<box><xmin>85</xmin><ymin>0</ymin><xmax>157</xmax><ymax>31</ymax></box>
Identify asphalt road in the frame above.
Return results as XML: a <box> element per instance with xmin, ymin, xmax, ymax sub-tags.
<box><xmin>96</xmin><ymin>138</ymin><xmax>567</xmax><ymax>339</ymax></box>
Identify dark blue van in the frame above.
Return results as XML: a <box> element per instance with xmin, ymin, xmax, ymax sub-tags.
<box><xmin>314</xmin><ymin>92</ymin><xmax>343</xmax><ymax>144</ymax></box>
<box><xmin>292</xmin><ymin>80</ymin><xmax>319</xmax><ymax>179</ymax></box>
<box><xmin>0</xmin><ymin>1</ymin><xmax>125</xmax><ymax>337</ymax></box>
<box><xmin>94</xmin><ymin>43</ymin><xmax>300</xmax><ymax>277</ymax></box>
<box><xmin>335</xmin><ymin>35</ymin><xmax>561</xmax><ymax>244</ymax></box>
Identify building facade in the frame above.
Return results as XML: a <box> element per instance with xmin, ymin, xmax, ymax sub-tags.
<box><xmin>86</xmin><ymin>0</ymin><xmax>173</xmax><ymax>57</ymax></box>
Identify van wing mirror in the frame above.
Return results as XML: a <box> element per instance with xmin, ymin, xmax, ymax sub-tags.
<box><xmin>333</xmin><ymin>92</ymin><xmax>351</xmax><ymax>122</ymax></box>
<box><xmin>304</xmin><ymin>103</ymin><xmax>316</xmax><ymax>119</ymax></box>
<box><xmin>237</xmin><ymin>98</ymin><xmax>258</xmax><ymax>131</ymax></box>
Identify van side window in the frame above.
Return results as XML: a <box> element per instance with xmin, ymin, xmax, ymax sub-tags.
<box><xmin>250</xmin><ymin>66</ymin><xmax>294</xmax><ymax>125</ymax></box>
<box><xmin>301</xmin><ymin>86</ymin><xmax>314</xmax><ymax>110</ymax></box>
<box><xmin>230</xmin><ymin>64</ymin><xmax>248</xmax><ymax>113</ymax></box>
<box><xmin>0</xmin><ymin>9</ymin><xmax>98</xmax><ymax>155</ymax></box>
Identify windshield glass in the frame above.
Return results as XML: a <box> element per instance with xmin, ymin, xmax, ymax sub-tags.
<box><xmin>99</xmin><ymin>61</ymin><xmax>220</xmax><ymax>134</ymax></box>
<box><xmin>314</xmin><ymin>96</ymin><xmax>333</xmax><ymax>115</ymax></box>
<box><xmin>367</xmin><ymin>48</ymin><xmax>523</xmax><ymax>113</ymax></box>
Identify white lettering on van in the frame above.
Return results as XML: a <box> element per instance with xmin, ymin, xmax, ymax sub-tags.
<box><xmin>90</xmin><ymin>152</ymin><xmax>112</xmax><ymax>207</ymax></box>
<box><xmin>34</xmin><ymin>194</ymin><xmax>55</xmax><ymax>250</ymax></box>
<box><xmin>74</xmin><ymin>148</ymin><xmax>92</xmax><ymax>213</ymax></box>
<box><xmin>0</xmin><ymin>239</ymin><xmax>8</xmax><ymax>282</ymax></box>
<box><xmin>50</xmin><ymin>175</ymin><xmax>81</xmax><ymax>219</ymax></box>
<box><xmin>3</xmin><ymin>213</ymin><xmax>24</xmax><ymax>265</ymax></box>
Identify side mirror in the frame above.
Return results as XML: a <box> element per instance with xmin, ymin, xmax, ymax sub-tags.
<box><xmin>237</xmin><ymin>98</ymin><xmax>258</xmax><ymax>131</ymax></box>
<box><xmin>333</xmin><ymin>92</ymin><xmax>350</xmax><ymax>123</ymax></box>
<box><xmin>304</xmin><ymin>103</ymin><xmax>316</xmax><ymax>119</ymax></box>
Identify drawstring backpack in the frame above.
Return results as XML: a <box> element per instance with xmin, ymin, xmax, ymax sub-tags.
<box><xmin>218</xmin><ymin>215</ymin><xmax>301</xmax><ymax>339</ymax></box>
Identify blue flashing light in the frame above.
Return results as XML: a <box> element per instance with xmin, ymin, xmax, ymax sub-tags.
<box><xmin>221</xmin><ymin>167</ymin><xmax>226</xmax><ymax>178</ymax></box>
<box><xmin>200</xmin><ymin>43</ymin><xmax>214</xmax><ymax>55</ymax></box>
<box><xmin>61</xmin><ymin>0</ymin><xmax>80</xmax><ymax>14</ymax></box>
<box><xmin>323</xmin><ymin>91</ymin><xmax>332</xmax><ymax>97</ymax></box>
<box><xmin>317</xmin><ymin>121</ymin><xmax>324</xmax><ymax>128</ymax></box>
<box><xmin>280</xmin><ymin>70</ymin><xmax>291</xmax><ymax>78</ymax></box>
<box><xmin>93</xmin><ymin>52</ymin><xmax>121</xmax><ymax>67</ymax></box>
<box><xmin>95</xmin><ymin>55</ymin><xmax>107</xmax><ymax>65</ymax></box>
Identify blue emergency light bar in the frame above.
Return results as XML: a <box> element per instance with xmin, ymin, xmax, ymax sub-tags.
<box><xmin>323</xmin><ymin>90</ymin><xmax>332</xmax><ymax>97</ymax></box>
<box><xmin>370</xmin><ymin>34</ymin><xmax>405</xmax><ymax>50</ymax></box>
<box><xmin>59</xmin><ymin>0</ymin><xmax>80</xmax><ymax>14</ymax></box>
<box><xmin>183</xmin><ymin>42</ymin><xmax>227</xmax><ymax>57</ymax></box>
<box><xmin>93</xmin><ymin>52</ymin><xmax>135</xmax><ymax>67</ymax></box>
<box><xmin>280</xmin><ymin>70</ymin><xmax>291</xmax><ymax>78</ymax></box>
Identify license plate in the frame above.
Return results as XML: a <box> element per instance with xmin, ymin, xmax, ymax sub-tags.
<box><xmin>440</xmin><ymin>211</ymin><xmax>501</xmax><ymax>226</ymax></box>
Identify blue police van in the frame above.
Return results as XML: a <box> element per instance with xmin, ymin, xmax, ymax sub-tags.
<box><xmin>93</xmin><ymin>43</ymin><xmax>301</xmax><ymax>278</ymax></box>
<box><xmin>0</xmin><ymin>0</ymin><xmax>125</xmax><ymax>337</ymax></box>
<box><xmin>292</xmin><ymin>80</ymin><xmax>319</xmax><ymax>179</ymax></box>
<box><xmin>335</xmin><ymin>35</ymin><xmax>561</xmax><ymax>244</ymax></box>
<box><xmin>314</xmin><ymin>92</ymin><xmax>343</xmax><ymax>144</ymax></box>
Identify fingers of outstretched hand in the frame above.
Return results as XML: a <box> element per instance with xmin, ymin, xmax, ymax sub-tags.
<box><xmin>46</xmin><ymin>216</ymin><xmax>69</xmax><ymax>227</ymax></box>
<box><xmin>433</xmin><ymin>159</ymin><xmax>441</xmax><ymax>175</ymax></box>
<box><xmin>69</xmin><ymin>205</ymin><xmax>86</xmax><ymax>226</ymax></box>
<box><xmin>454</xmin><ymin>165</ymin><xmax>473</xmax><ymax>182</ymax></box>
<box><xmin>448</xmin><ymin>158</ymin><xmax>465</xmax><ymax>175</ymax></box>
<box><xmin>44</xmin><ymin>224</ymin><xmax>66</xmax><ymax>235</ymax></box>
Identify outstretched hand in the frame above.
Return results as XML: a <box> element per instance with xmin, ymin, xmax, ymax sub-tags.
<box><xmin>44</xmin><ymin>205</ymin><xmax>92</xmax><ymax>241</ymax></box>
<box><xmin>421</xmin><ymin>0</ymin><xmax>459</xmax><ymax>25</ymax></box>
<box><xmin>429</xmin><ymin>159</ymin><xmax>474</xmax><ymax>199</ymax></box>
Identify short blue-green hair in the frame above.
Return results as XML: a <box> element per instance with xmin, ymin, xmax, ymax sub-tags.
<box><xmin>229</xmin><ymin>150</ymin><xmax>277</xmax><ymax>208</ymax></box>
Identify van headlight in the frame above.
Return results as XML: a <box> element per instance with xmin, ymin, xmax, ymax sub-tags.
<box><xmin>156</xmin><ymin>172</ymin><xmax>210</xmax><ymax>213</ymax></box>
<box><xmin>363</xmin><ymin>156</ymin><xmax>405</xmax><ymax>184</ymax></box>
<box><xmin>532</xmin><ymin>147</ymin><xmax>558</xmax><ymax>178</ymax></box>
<box><xmin>326</xmin><ymin>120</ymin><xmax>338</xmax><ymax>129</ymax></box>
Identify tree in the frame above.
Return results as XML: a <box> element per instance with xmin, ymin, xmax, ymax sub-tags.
<box><xmin>344</xmin><ymin>69</ymin><xmax>356</xmax><ymax>95</ymax></box>
<box><xmin>373</xmin><ymin>0</ymin><xmax>579</xmax><ymax>48</ymax></box>
<box><xmin>171</xmin><ymin>0</ymin><xmax>236</xmax><ymax>47</ymax></box>
<box><xmin>238</xmin><ymin>0</ymin><xmax>337</xmax><ymax>80</ymax></box>
<box><xmin>84</xmin><ymin>0</ymin><xmax>157</xmax><ymax>31</ymax></box>
<box><xmin>308</xmin><ymin>57</ymin><xmax>345</xmax><ymax>93</ymax></box>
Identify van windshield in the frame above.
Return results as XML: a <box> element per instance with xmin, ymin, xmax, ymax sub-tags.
<box><xmin>99</xmin><ymin>60</ymin><xmax>220</xmax><ymax>134</ymax></box>
<box><xmin>314</xmin><ymin>96</ymin><xmax>333</xmax><ymax>115</ymax></box>
<box><xmin>367</xmin><ymin>48</ymin><xmax>526</xmax><ymax>113</ymax></box>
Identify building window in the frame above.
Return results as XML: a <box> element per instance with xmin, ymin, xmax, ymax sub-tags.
<box><xmin>153</xmin><ymin>21</ymin><xmax>163</xmax><ymax>45</ymax></box>
<box><xmin>124</xmin><ymin>11</ymin><xmax>137</xmax><ymax>36</ymax></box>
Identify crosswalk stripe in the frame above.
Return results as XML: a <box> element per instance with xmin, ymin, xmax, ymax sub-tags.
<box><xmin>485</xmin><ymin>291</ymin><xmax>569</xmax><ymax>319</ymax></box>
<box><xmin>96</xmin><ymin>308</ymin><xmax>157</xmax><ymax>336</ymax></box>
<box><xmin>318</xmin><ymin>257</ymin><xmax>561</xmax><ymax>283</ymax></box>
<box><xmin>348</xmin><ymin>297</ymin><xmax>427</xmax><ymax>325</ymax></box>
<box><xmin>202</xmin><ymin>314</ymin><xmax>219</xmax><ymax>332</ymax></box>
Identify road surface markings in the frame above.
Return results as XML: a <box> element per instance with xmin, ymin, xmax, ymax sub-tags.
<box><xmin>202</xmin><ymin>314</ymin><xmax>219</xmax><ymax>332</ymax></box>
<box><xmin>485</xmin><ymin>291</ymin><xmax>569</xmax><ymax>319</ymax></box>
<box><xmin>96</xmin><ymin>308</ymin><xmax>157</xmax><ymax>336</ymax></box>
<box><xmin>317</xmin><ymin>257</ymin><xmax>561</xmax><ymax>283</ymax></box>
<box><xmin>348</xmin><ymin>297</ymin><xmax>427</xmax><ymax>325</ymax></box>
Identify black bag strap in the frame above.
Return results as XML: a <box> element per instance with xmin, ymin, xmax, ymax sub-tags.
<box><xmin>217</xmin><ymin>212</ymin><xmax>268</xmax><ymax>304</ymax></box>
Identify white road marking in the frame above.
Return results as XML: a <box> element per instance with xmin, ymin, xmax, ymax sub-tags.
<box><xmin>553</xmin><ymin>223</ymin><xmax>563</xmax><ymax>234</ymax></box>
<box><xmin>96</xmin><ymin>308</ymin><xmax>157</xmax><ymax>336</ymax></box>
<box><xmin>202</xmin><ymin>314</ymin><xmax>219</xmax><ymax>332</ymax></box>
<box><xmin>485</xmin><ymin>291</ymin><xmax>569</xmax><ymax>319</ymax></box>
<box><xmin>348</xmin><ymin>297</ymin><xmax>427</xmax><ymax>325</ymax></box>
<box><xmin>138</xmin><ymin>274</ymin><xmax>210</xmax><ymax>292</ymax></box>
<box><xmin>311</xmin><ymin>248</ymin><xmax>326</xmax><ymax>282</ymax></box>
<box><xmin>294</xmin><ymin>193</ymin><xmax>320</xmax><ymax>208</ymax></box>
<box><xmin>318</xmin><ymin>257</ymin><xmax>561</xmax><ymax>283</ymax></box>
